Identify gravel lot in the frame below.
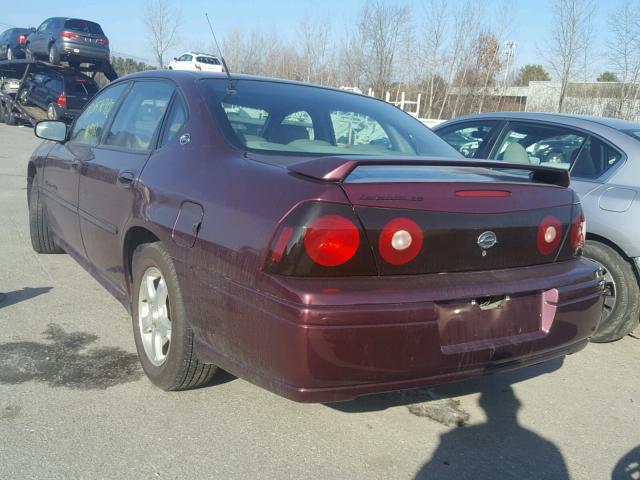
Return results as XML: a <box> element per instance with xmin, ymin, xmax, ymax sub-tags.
<box><xmin>0</xmin><ymin>122</ymin><xmax>638</xmax><ymax>480</ymax></box>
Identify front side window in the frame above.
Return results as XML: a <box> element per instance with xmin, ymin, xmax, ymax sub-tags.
<box><xmin>184</xmin><ymin>55</ymin><xmax>193</xmax><ymax>62</ymax></box>
<box><xmin>69</xmin><ymin>82</ymin><xmax>128</xmax><ymax>145</ymax></box>
<box><xmin>199</xmin><ymin>79</ymin><xmax>460</xmax><ymax>158</ymax></box>
<box><xmin>104</xmin><ymin>80</ymin><xmax>174</xmax><ymax>151</ymax></box>
<box><xmin>436</xmin><ymin>122</ymin><xmax>497</xmax><ymax>158</ymax></box>
<box><xmin>492</xmin><ymin>123</ymin><xmax>587</xmax><ymax>169</ymax></box>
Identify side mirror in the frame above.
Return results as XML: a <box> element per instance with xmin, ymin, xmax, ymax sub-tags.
<box><xmin>34</xmin><ymin>121</ymin><xmax>67</xmax><ymax>142</ymax></box>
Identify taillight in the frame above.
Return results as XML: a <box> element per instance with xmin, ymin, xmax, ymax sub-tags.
<box><xmin>304</xmin><ymin>215</ymin><xmax>360</xmax><ymax>267</ymax></box>
<box><xmin>378</xmin><ymin>217</ymin><xmax>423</xmax><ymax>265</ymax></box>
<box><xmin>537</xmin><ymin>215</ymin><xmax>562</xmax><ymax>256</ymax></box>
<box><xmin>195</xmin><ymin>63</ymin><xmax>202</xmax><ymax>71</ymax></box>
<box><xmin>570</xmin><ymin>208</ymin><xmax>586</xmax><ymax>254</ymax></box>
<box><xmin>60</xmin><ymin>31</ymin><xmax>80</xmax><ymax>39</ymax></box>
<box><xmin>18</xmin><ymin>35</ymin><xmax>27</xmax><ymax>44</ymax></box>
<box><xmin>263</xmin><ymin>202</ymin><xmax>376</xmax><ymax>276</ymax></box>
<box><xmin>56</xmin><ymin>92</ymin><xmax>67</xmax><ymax>108</ymax></box>
<box><xmin>97</xmin><ymin>37</ymin><xmax>109</xmax><ymax>46</ymax></box>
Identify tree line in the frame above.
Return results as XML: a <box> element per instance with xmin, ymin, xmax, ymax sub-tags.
<box><xmin>128</xmin><ymin>0</ymin><xmax>640</xmax><ymax>120</ymax></box>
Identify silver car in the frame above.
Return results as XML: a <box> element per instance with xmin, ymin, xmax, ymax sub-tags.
<box><xmin>434</xmin><ymin>112</ymin><xmax>640</xmax><ymax>342</ymax></box>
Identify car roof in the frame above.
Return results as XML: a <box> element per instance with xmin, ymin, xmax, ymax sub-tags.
<box><xmin>182</xmin><ymin>52</ymin><xmax>219</xmax><ymax>58</ymax></box>
<box><xmin>438</xmin><ymin>111</ymin><xmax>640</xmax><ymax>131</ymax></box>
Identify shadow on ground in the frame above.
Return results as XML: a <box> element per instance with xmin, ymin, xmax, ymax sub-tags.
<box><xmin>0</xmin><ymin>287</ymin><xmax>52</xmax><ymax>309</ymax></box>
<box><xmin>0</xmin><ymin>323</ymin><xmax>142</xmax><ymax>389</ymax></box>
<box><xmin>612</xmin><ymin>446</ymin><xmax>640</xmax><ymax>480</ymax></box>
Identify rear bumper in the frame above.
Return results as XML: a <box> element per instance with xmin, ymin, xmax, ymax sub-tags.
<box><xmin>60</xmin><ymin>41</ymin><xmax>109</xmax><ymax>62</ymax></box>
<box><xmin>193</xmin><ymin>258</ymin><xmax>604</xmax><ymax>403</ymax></box>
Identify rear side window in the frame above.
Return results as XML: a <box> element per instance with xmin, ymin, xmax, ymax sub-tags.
<box><xmin>64</xmin><ymin>19</ymin><xmax>104</xmax><ymax>35</ymax></box>
<box><xmin>196</xmin><ymin>56</ymin><xmax>220</xmax><ymax>65</ymax></box>
<box><xmin>436</xmin><ymin>122</ymin><xmax>498</xmax><ymax>158</ymax></box>
<box><xmin>222</xmin><ymin>103</ymin><xmax>269</xmax><ymax>139</ymax></box>
<box><xmin>160</xmin><ymin>94</ymin><xmax>187</xmax><ymax>146</ymax></box>
<box><xmin>104</xmin><ymin>81</ymin><xmax>174</xmax><ymax>151</ymax></box>
<box><xmin>571</xmin><ymin>137</ymin><xmax>622</xmax><ymax>179</ymax></box>
<box><xmin>493</xmin><ymin>123</ymin><xmax>587</xmax><ymax>169</ymax></box>
<box><xmin>330</xmin><ymin>111</ymin><xmax>391</xmax><ymax>150</ymax></box>
<box><xmin>70</xmin><ymin>82</ymin><xmax>128</xmax><ymax>145</ymax></box>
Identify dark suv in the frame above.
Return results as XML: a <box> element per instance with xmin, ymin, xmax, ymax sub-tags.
<box><xmin>26</xmin><ymin>18</ymin><xmax>109</xmax><ymax>67</ymax></box>
<box><xmin>20</xmin><ymin>70</ymin><xmax>99</xmax><ymax>121</ymax></box>
<box><xmin>0</xmin><ymin>27</ymin><xmax>36</xmax><ymax>60</ymax></box>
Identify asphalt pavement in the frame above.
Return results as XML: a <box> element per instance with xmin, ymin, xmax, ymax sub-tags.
<box><xmin>0</xmin><ymin>123</ymin><xmax>638</xmax><ymax>480</ymax></box>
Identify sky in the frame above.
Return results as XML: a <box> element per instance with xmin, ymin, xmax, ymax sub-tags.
<box><xmin>0</xmin><ymin>0</ymin><xmax>627</xmax><ymax>77</ymax></box>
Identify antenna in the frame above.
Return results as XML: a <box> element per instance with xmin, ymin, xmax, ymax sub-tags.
<box><xmin>205</xmin><ymin>12</ymin><xmax>234</xmax><ymax>89</ymax></box>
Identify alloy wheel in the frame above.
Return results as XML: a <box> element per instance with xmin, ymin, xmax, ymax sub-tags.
<box><xmin>595</xmin><ymin>260</ymin><xmax>617</xmax><ymax>321</ymax></box>
<box><xmin>137</xmin><ymin>266</ymin><xmax>172</xmax><ymax>366</ymax></box>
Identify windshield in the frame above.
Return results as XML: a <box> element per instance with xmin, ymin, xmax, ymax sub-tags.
<box><xmin>198</xmin><ymin>79</ymin><xmax>461</xmax><ymax>158</ymax></box>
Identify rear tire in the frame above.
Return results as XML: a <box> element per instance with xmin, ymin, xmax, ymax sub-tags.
<box><xmin>28</xmin><ymin>184</ymin><xmax>64</xmax><ymax>254</ymax></box>
<box><xmin>131</xmin><ymin>242</ymin><xmax>217</xmax><ymax>390</ymax></box>
<box><xmin>48</xmin><ymin>44</ymin><xmax>60</xmax><ymax>65</ymax></box>
<box><xmin>5</xmin><ymin>107</ymin><xmax>16</xmax><ymax>125</ymax></box>
<box><xmin>585</xmin><ymin>240</ymin><xmax>640</xmax><ymax>342</ymax></box>
<box><xmin>0</xmin><ymin>103</ymin><xmax>6</xmax><ymax>123</ymax></box>
<box><xmin>47</xmin><ymin>103</ymin><xmax>59</xmax><ymax>120</ymax></box>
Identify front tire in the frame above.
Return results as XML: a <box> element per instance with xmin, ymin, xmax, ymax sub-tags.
<box><xmin>131</xmin><ymin>242</ymin><xmax>217</xmax><ymax>390</ymax></box>
<box><xmin>28</xmin><ymin>183</ymin><xmax>64</xmax><ymax>254</ymax></box>
<box><xmin>585</xmin><ymin>240</ymin><xmax>640</xmax><ymax>342</ymax></box>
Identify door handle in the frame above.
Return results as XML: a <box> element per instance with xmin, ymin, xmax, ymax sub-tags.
<box><xmin>117</xmin><ymin>171</ymin><xmax>135</xmax><ymax>186</ymax></box>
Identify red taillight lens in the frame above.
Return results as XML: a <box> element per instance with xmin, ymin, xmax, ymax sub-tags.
<box><xmin>263</xmin><ymin>202</ymin><xmax>376</xmax><ymax>276</ymax></box>
<box><xmin>56</xmin><ymin>92</ymin><xmax>67</xmax><ymax>108</ymax></box>
<box><xmin>455</xmin><ymin>190</ymin><xmax>511</xmax><ymax>198</ymax></box>
<box><xmin>195</xmin><ymin>63</ymin><xmax>202</xmax><ymax>71</ymax></box>
<box><xmin>60</xmin><ymin>31</ymin><xmax>80</xmax><ymax>39</ymax></box>
<box><xmin>570</xmin><ymin>211</ymin><xmax>586</xmax><ymax>254</ymax></box>
<box><xmin>537</xmin><ymin>215</ymin><xmax>563</xmax><ymax>256</ymax></box>
<box><xmin>378</xmin><ymin>217</ymin><xmax>423</xmax><ymax>265</ymax></box>
<box><xmin>18</xmin><ymin>35</ymin><xmax>27</xmax><ymax>44</ymax></box>
<box><xmin>97</xmin><ymin>37</ymin><xmax>109</xmax><ymax>45</ymax></box>
<box><xmin>304</xmin><ymin>215</ymin><xmax>360</xmax><ymax>267</ymax></box>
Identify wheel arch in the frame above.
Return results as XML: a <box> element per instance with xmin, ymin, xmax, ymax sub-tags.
<box><xmin>586</xmin><ymin>232</ymin><xmax>640</xmax><ymax>282</ymax></box>
<box><xmin>122</xmin><ymin>225</ymin><xmax>161</xmax><ymax>296</ymax></box>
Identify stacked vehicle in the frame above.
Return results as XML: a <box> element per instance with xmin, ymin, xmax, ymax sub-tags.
<box><xmin>0</xmin><ymin>17</ymin><xmax>116</xmax><ymax>126</ymax></box>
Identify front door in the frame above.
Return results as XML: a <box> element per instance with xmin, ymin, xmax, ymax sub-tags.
<box><xmin>78</xmin><ymin>79</ymin><xmax>175</xmax><ymax>291</ymax></box>
<box><xmin>42</xmin><ymin>81</ymin><xmax>129</xmax><ymax>258</ymax></box>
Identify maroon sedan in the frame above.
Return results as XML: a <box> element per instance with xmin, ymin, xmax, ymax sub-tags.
<box><xmin>28</xmin><ymin>71</ymin><xmax>604</xmax><ymax>402</ymax></box>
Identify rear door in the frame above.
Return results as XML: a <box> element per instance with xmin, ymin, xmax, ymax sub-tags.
<box><xmin>78</xmin><ymin>79</ymin><xmax>175</xmax><ymax>291</ymax></box>
<box><xmin>65</xmin><ymin>76</ymin><xmax>98</xmax><ymax>110</ymax></box>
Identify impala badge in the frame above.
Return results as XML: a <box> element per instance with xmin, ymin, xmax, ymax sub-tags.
<box><xmin>477</xmin><ymin>231</ymin><xmax>497</xmax><ymax>255</ymax></box>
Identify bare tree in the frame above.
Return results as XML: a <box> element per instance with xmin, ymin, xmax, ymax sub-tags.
<box><xmin>547</xmin><ymin>0</ymin><xmax>595</xmax><ymax>112</ymax></box>
<box><xmin>355</xmin><ymin>0</ymin><xmax>412</xmax><ymax>96</ymax></box>
<box><xmin>298</xmin><ymin>16</ymin><xmax>332</xmax><ymax>84</ymax></box>
<box><xmin>420</xmin><ymin>0</ymin><xmax>448</xmax><ymax>117</ymax></box>
<box><xmin>144</xmin><ymin>0</ymin><xmax>181</xmax><ymax>68</ymax></box>
<box><xmin>606</xmin><ymin>0</ymin><xmax>640</xmax><ymax>118</ymax></box>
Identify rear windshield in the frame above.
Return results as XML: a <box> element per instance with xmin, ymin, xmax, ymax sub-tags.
<box><xmin>66</xmin><ymin>76</ymin><xmax>99</xmax><ymax>96</ymax></box>
<box><xmin>198</xmin><ymin>79</ymin><xmax>460</xmax><ymax>159</ymax></box>
<box><xmin>196</xmin><ymin>56</ymin><xmax>220</xmax><ymax>65</ymax></box>
<box><xmin>64</xmin><ymin>19</ymin><xmax>104</xmax><ymax>35</ymax></box>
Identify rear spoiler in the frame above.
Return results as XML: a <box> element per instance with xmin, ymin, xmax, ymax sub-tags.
<box><xmin>287</xmin><ymin>156</ymin><xmax>570</xmax><ymax>188</ymax></box>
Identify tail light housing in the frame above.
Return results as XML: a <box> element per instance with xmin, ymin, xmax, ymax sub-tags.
<box><xmin>378</xmin><ymin>217</ymin><xmax>424</xmax><ymax>265</ymax></box>
<box><xmin>60</xmin><ymin>31</ymin><xmax>80</xmax><ymax>39</ymax></box>
<box><xmin>263</xmin><ymin>202</ymin><xmax>376</xmax><ymax>276</ymax></box>
<box><xmin>570</xmin><ymin>207</ymin><xmax>586</xmax><ymax>255</ymax></box>
<box><xmin>195</xmin><ymin>63</ymin><xmax>202</xmax><ymax>71</ymax></box>
<box><xmin>537</xmin><ymin>215</ymin><xmax>563</xmax><ymax>256</ymax></box>
<box><xmin>18</xmin><ymin>35</ymin><xmax>27</xmax><ymax>44</ymax></box>
<box><xmin>56</xmin><ymin>92</ymin><xmax>67</xmax><ymax>108</ymax></box>
<box><xmin>97</xmin><ymin>37</ymin><xmax>109</xmax><ymax>46</ymax></box>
